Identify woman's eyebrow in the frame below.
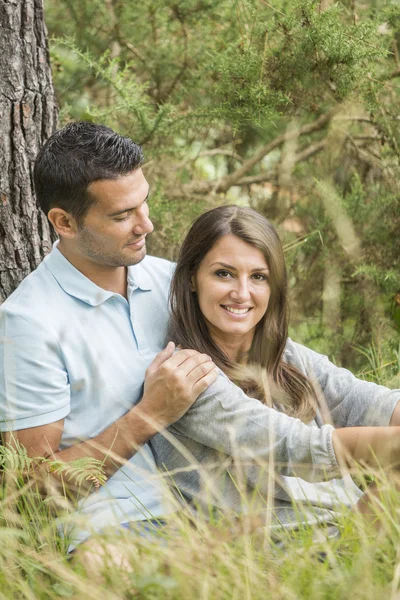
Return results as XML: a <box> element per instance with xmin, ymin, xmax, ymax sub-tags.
<box><xmin>107</xmin><ymin>188</ymin><xmax>151</xmax><ymax>217</ymax></box>
<box><xmin>210</xmin><ymin>261</ymin><xmax>269</xmax><ymax>272</ymax></box>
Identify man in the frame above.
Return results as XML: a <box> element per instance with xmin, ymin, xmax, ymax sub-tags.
<box><xmin>0</xmin><ymin>121</ymin><xmax>217</xmax><ymax>548</ymax></box>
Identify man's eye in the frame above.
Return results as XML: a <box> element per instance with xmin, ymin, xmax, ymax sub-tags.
<box><xmin>114</xmin><ymin>215</ymin><xmax>130</xmax><ymax>222</ymax></box>
<box><xmin>215</xmin><ymin>270</ymin><xmax>232</xmax><ymax>279</ymax></box>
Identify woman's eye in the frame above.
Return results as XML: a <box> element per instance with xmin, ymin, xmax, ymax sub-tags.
<box><xmin>215</xmin><ymin>270</ymin><xmax>232</xmax><ymax>279</ymax></box>
<box><xmin>252</xmin><ymin>273</ymin><xmax>268</xmax><ymax>282</ymax></box>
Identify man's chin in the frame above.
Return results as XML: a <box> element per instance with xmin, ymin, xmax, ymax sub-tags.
<box><xmin>124</xmin><ymin>245</ymin><xmax>147</xmax><ymax>266</ymax></box>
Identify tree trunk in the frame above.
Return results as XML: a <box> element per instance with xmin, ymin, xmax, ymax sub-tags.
<box><xmin>0</xmin><ymin>0</ymin><xmax>57</xmax><ymax>303</ymax></box>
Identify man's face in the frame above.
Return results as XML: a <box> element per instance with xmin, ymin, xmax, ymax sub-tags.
<box><xmin>74</xmin><ymin>169</ymin><xmax>154</xmax><ymax>267</ymax></box>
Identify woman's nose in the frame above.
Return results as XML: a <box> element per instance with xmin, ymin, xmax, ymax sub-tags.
<box><xmin>230</xmin><ymin>279</ymin><xmax>250</xmax><ymax>302</ymax></box>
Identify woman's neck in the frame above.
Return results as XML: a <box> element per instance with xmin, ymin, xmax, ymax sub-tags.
<box><xmin>210</xmin><ymin>330</ymin><xmax>253</xmax><ymax>363</ymax></box>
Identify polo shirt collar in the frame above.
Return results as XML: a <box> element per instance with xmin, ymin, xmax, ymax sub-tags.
<box><xmin>44</xmin><ymin>242</ymin><xmax>152</xmax><ymax>306</ymax></box>
<box><xmin>127</xmin><ymin>263</ymin><xmax>152</xmax><ymax>292</ymax></box>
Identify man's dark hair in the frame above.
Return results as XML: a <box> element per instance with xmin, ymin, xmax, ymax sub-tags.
<box><xmin>34</xmin><ymin>121</ymin><xmax>144</xmax><ymax>224</ymax></box>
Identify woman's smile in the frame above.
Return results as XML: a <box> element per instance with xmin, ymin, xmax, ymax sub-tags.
<box><xmin>220</xmin><ymin>304</ymin><xmax>252</xmax><ymax>316</ymax></box>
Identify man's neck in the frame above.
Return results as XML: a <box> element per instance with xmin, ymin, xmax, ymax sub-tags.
<box><xmin>57</xmin><ymin>241</ymin><xmax>128</xmax><ymax>299</ymax></box>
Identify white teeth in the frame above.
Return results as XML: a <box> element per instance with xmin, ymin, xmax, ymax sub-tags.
<box><xmin>223</xmin><ymin>306</ymin><xmax>250</xmax><ymax>314</ymax></box>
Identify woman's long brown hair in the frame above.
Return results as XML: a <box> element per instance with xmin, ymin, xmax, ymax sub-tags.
<box><xmin>169</xmin><ymin>205</ymin><xmax>317</xmax><ymax>421</ymax></box>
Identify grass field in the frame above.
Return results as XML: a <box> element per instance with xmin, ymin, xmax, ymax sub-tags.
<box><xmin>0</xmin><ymin>452</ymin><xmax>399</xmax><ymax>598</ymax></box>
<box><xmin>0</xmin><ymin>357</ymin><xmax>399</xmax><ymax>599</ymax></box>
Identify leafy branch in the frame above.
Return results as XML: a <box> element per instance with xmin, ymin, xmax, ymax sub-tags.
<box><xmin>0</xmin><ymin>442</ymin><xmax>106</xmax><ymax>491</ymax></box>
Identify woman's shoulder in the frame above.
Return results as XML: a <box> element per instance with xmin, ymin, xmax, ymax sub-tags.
<box><xmin>283</xmin><ymin>338</ymin><xmax>328</xmax><ymax>373</ymax></box>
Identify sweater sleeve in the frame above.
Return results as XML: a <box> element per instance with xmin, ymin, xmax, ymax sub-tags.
<box><xmin>169</xmin><ymin>370</ymin><xmax>340</xmax><ymax>484</ymax></box>
<box><xmin>284</xmin><ymin>339</ymin><xmax>400</xmax><ymax>428</ymax></box>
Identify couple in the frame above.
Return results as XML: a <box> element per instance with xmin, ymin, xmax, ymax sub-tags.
<box><xmin>0</xmin><ymin>122</ymin><xmax>399</xmax><ymax>553</ymax></box>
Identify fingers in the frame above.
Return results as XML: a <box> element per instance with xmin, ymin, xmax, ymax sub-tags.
<box><xmin>146</xmin><ymin>344</ymin><xmax>210</xmax><ymax>385</ymax></box>
<box><xmin>186</xmin><ymin>359</ymin><xmax>217</xmax><ymax>387</ymax></box>
<box><xmin>147</xmin><ymin>342</ymin><xmax>176</xmax><ymax>371</ymax></box>
<box><xmin>162</xmin><ymin>348</ymin><xmax>209</xmax><ymax>370</ymax></box>
<box><xmin>191</xmin><ymin>367</ymin><xmax>219</xmax><ymax>397</ymax></box>
<box><xmin>159</xmin><ymin>350</ymin><xmax>216</xmax><ymax>392</ymax></box>
<box><xmin>141</xmin><ymin>344</ymin><xmax>219</xmax><ymax>427</ymax></box>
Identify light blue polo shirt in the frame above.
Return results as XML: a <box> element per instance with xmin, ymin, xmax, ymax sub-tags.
<box><xmin>0</xmin><ymin>242</ymin><xmax>177</xmax><ymax>545</ymax></box>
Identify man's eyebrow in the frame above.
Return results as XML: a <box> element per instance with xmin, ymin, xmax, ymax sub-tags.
<box><xmin>210</xmin><ymin>261</ymin><xmax>269</xmax><ymax>272</ymax></box>
<box><xmin>107</xmin><ymin>188</ymin><xmax>150</xmax><ymax>217</ymax></box>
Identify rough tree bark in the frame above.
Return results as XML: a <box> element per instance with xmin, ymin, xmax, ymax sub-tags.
<box><xmin>0</xmin><ymin>0</ymin><xmax>57</xmax><ymax>303</ymax></box>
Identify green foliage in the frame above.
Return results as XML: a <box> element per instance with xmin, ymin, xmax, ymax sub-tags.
<box><xmin>46</xmin><ymin>457</ymin><xmax>107</xmax><ymax>490</ymax></box>
<box><xmin>44</xmin><ymin>0</ymin><xmax>400</xmax><ymax>370</ymax></box>
<box><xmin>264</xmin><ymin>1</ymin><xmax>387</xmax><ymax>109</ymax></box>
<box><xmin>351</xmin><ymin>341</ymin><xmax>399</xmax><ymax>386</ymax></box>
<box><xmin>52</xmin><ymin>39</ymin><xmax>171</xmax><ymax>144</ymax></box>
<box><xmin>0</xmin><ymin>440</ymin><xmax>33</xmax><ymax>472</ymax></box>
<box><xmin>0</xmin><ymin>441</ymin><xmax>106</xmax><ymax>490</ymax></box>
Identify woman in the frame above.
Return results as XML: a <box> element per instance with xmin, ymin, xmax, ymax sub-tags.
<box><xmin>150</xmin><ymin>205</ymin><xmax>400</xmax><ymax>528</ymax></box>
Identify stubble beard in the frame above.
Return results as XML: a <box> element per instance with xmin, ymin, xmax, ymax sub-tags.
<box><xmin>76</xmin><ymin>232</ymin><xmax>147</xmax><ymax>268</ymax></box>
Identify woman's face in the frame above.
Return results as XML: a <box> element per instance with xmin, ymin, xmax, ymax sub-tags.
<box><xmin>192</xmin><ymin>234</ymin><xmax>271</xmax><ymax>354</ymax></box>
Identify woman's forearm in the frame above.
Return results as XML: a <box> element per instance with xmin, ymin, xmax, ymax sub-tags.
<box><xmin>389</xmin><ymin>400</ymin><xmax>400</xmax><ymax>425</ymax></box>
<box><xmin>333</xmin><ymin>426</ymin><xmax>400</xmax><ymax>469</ymax></box>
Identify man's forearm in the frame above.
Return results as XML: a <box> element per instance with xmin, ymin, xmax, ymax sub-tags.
<box><xmin>48</xmin><ymin>404</ymin><xmax>160</xmax><ymax>479</ymax></box>
<box><xmin>3</xmin><ymin>404</ymin><xmax>161</xmax><ymax>499</ymax></box>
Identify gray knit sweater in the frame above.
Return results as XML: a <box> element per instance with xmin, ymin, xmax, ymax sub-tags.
<box><xmin>150</xmin><ymin>339</ymin><xmax>400</xmax><ymax>527</ymax></box>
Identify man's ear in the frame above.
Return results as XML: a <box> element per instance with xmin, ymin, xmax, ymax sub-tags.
<box><xmin>190</xmin><ymin>274</ymin><xmax>196</xmax><ymax>292</ymax></box>
<box><xmin>48</xmin><ymin>208</ymin><xmax>79</xmax><ymax>238</ymax></box>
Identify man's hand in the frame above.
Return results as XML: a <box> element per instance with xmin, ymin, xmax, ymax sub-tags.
<box><xmin>138</xmin><ymin>342</ymin><xmax>218</xmax><ymax>430</ymax></box>
<box><xmin>2</xmin><ymin>342</ymin><xmax>218</xmax><ymax>496</ymax></box>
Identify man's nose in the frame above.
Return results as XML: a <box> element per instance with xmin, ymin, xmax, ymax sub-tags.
<box><xmin>133</xmin><ymin>209</ymin><xmax>154</xmax><ymax>235</ymax></box>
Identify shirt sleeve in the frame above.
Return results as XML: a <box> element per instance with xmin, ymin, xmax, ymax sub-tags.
<box><xmin>0</xmin><ymin>310</ymin><xmax>70</xmax><ymax>431</ymax></box>
<box><xmin>169</xmin><ymin>371</ymin><xmax>340</xmax><ymax>484</ymax></box>
<box><xmin>284</xmin><ymin>339</ymin><xmax>400</xmax><ymax>428</ymax></box>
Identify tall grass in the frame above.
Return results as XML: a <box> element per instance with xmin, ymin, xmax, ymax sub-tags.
<box><xmin>1</xmin><ymin>475</ymin><xmax>400</xmax><ymax>599</ymax></box>
<box><xmin>1</xmin><ymin>362</ymin><xmax>399</xmax><ymax>599</ymax></box>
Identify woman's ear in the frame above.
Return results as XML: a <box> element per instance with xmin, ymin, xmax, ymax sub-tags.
<box><xmin>190</xmin><ymin>274</ymin><xmax>196</xmax><ymax>292</ymax></box>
